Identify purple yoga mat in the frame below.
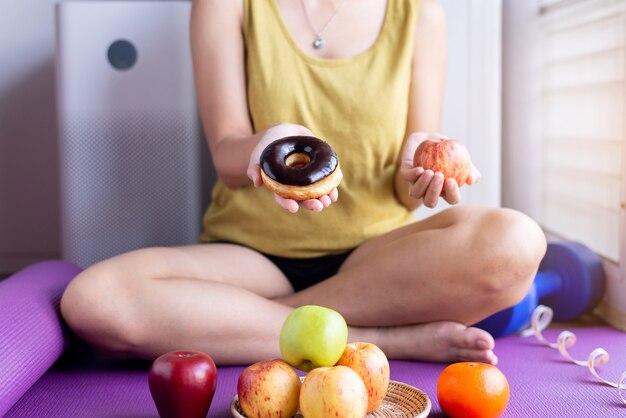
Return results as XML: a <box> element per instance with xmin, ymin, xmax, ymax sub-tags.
<box><xmin>5</xmin><ymin>327</ymin><xmax>626</xmax><ymax>417</ymax></box>
<box><xmin>0</xmin><ymin>261</ymin><xmax>82</xmax><ymax>416</ymax></box>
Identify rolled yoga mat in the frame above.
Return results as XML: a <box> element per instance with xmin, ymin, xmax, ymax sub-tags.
<box><xmin>0</xmin><ymin>261</ymin><xmax>82</xmax><ymax>416</ymax></box>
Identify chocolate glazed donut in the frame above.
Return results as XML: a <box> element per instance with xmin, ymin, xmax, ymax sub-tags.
<box><xmin>259</xmin><ymin>136</ymin><xmax>343</xmax><ymax>201</ymax></box>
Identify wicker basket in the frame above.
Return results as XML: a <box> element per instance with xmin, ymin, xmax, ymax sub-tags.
<box><xmin>231</xmin><ymin>379</ymin><xmax>431</xmax><ymax>418</ymax></box>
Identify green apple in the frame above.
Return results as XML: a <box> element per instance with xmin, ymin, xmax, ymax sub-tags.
<box><xmin>299</xmin><ymin>366</ymin><xmax>368</xmax><ymax>418</ymax></box>
<box><xmin>279</xmin><ymin>305</ymin><xmax>348</xmax><ymax>372</ymax></box>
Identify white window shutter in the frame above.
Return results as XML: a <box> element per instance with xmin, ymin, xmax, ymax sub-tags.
<box><xmin>539</xmin><ymin>0</ymin><xmax>626</xmax><ymax>261</ymax></box>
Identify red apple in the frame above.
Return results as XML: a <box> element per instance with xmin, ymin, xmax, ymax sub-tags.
<box><xmin>237</xmin><ymin>359</ymin><xmax>301</xmax><ymax>418</ymax></box>
<box><xmin>299</xmin><ymin>366</ymin><xmax>368</xmax><ymax>418</ymax></box>
<box><xmin>413</xmin><ymin>138</ymin><xmax>472</xmax><ymax>187</ymax></box>
<box><xmin>336</xmin><ymin>342</ymin><xmax>390</xmax><ymax>412</ymax></box>
<box><xmin>148</xmin><ymin>351</ymin><xmax>217</xmax><ymax>418</ymax></box>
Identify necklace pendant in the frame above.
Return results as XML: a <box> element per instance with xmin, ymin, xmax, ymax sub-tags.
<box><xmin>313</xmin><ymin>36</ymin><xmax>325</xmax><ymax>49</ymax></box>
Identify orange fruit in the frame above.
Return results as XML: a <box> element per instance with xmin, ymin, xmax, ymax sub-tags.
<box><xmin>437</xmin><ymin>362</ymin><xmax>510</xmax><ymax>418</ymax></box>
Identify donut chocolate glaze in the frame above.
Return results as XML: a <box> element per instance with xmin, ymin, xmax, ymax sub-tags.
<box><xmin>259</xmin><ymin>136</ymin><xmax>343</xmax><ymax>201</ymax></box>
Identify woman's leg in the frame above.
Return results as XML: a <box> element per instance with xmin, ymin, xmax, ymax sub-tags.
<box><xmin>277</xmin><ymin>206</ymin><xmax>547</xmax><ymax>362</ymax></box>
<box><xmin>61</xmin><ymin>243</ymin><xmax>383</xmax><ymax>364</ymax></box>
<box><xmin>62</xmin><ymin>206</ymin><xmax>546</xmax><ymax>365</ymax></box>
<box><xmin>61</xmin><ymin>243</ymin><xmax>299</xmax><ymax>364</ymax></box>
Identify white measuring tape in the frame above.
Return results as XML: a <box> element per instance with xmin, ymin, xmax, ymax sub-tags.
<box><xmin>520</xmin><ymin>305</ymin><xmax>626</xmax><ymax>404</ymax></box>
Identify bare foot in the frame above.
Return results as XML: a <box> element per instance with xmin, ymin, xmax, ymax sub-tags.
<box><xmin>373</xmin><ymin>321</ymin><xmax>498</xmax><ymax>364</ymax></box>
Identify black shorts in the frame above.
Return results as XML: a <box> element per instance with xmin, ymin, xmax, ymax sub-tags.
<box><xmin>211</xmin><ymin>241</ymin><xmax>354</xmax><ymax>292</ymax></box>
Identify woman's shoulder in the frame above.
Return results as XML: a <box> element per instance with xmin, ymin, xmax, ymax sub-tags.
<box><xmin>417</xmin><ymin>0</ymin><xmax>446</xmax><ymax>24</ymax></box>
<box><xmin>190</xmin><ymin>0</ymin><xmax>244</xmax><ymax>29</ymax></box>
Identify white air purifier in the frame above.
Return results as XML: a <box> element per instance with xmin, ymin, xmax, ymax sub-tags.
<box><xmin>55</xmin><ymin>1</ymin><xmax>208</xmax><ymax>268</ymax></box>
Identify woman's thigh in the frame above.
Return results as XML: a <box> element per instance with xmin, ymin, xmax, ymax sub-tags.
<box><xmin>60</xmin><ymin>243</ymin><xmax>295</xmax><ymax>358</ymax></box>
<box><xmin>74</xmin><ymin>242</ymin><xmax>295</xmax><ymax>299</ymax></box>
<box><xmin>280</xmin><ymin>205</ymin><xmax>545</xmax><ymax>326</ymax></box>
<box><xmin>339</xmin><ymin>205</ymin><xmax>476</xmax><ymax>272</ymax></box>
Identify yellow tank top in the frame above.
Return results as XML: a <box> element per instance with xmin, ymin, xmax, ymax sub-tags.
<box><xmin>200</xmin><ymin>0</ymin><xmax>420</xmax><ymax>258</ymax></box>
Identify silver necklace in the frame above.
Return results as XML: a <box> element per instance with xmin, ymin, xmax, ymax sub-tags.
<box><xmin>299</xmin><ymin>0</ymin><xmax>348</xmax><ymax>49</ymax></box>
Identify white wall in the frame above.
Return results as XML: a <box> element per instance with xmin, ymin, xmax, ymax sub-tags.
<box><xmin>501</xmin><ymin>0</ymin><xmax>543</xmax><ymax>219</ymax></box>
<box><xmin>0</xmin><ymin>0</ymin><xmax>63</xmax><ymax>273</ymax></box>
<box><xmin>0</xmin><ymin>0</ymin><xmax>501</xmax><ymax>274</ymax></box>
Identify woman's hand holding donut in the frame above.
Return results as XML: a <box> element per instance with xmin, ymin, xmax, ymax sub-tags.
<box><xmin>399</xmin><ymin>132</ymin><xmax>481</xmax><ymax>208</ymax></box>
<box><xmin>247</xmin><ymin>123</ymin><xmax>339</xmax><ymax>213</ymax></box>
<box><xmin>247</xmin><ymin>123</ymin><xmax>313</xmax><ymax>187</ymax></box>
<box><xmin>274</xmin><ymin>187</ymin><xmax>338</xmax><ymax>213</ymax></box>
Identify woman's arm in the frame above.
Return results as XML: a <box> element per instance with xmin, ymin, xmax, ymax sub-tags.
<box><xmin>190</xmin><ymin>0</ymin><xmax>258</xmax><ymax>189</ymax></box>
<box><xmin>190</xmin><ymin>0</ymin><xmax>336</xmax><ymax>212</ymax></box>
<box><xmin>395</xmin><ymin>0</ymin><xmax>448</xmax><ymax>210</ymax></box>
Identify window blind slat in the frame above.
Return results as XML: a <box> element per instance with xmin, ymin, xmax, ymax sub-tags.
<box><xmin>544</xmin><ymin>201</ymin><xmax>619</xmax><ymax>261</ymax></box>
<box><xmin>540</xmin><ymin>0</ymin><xmax>586</xmax><ymax>15</ymax></box>
<box><xmin>545</xmin><ymin>13</ymin><xmax>625</xmax><ymax>62</ymax></box>
<box><xmin>545</xmin><ymin>47</ymin><xmax>624</xmax><ymax>90</ymax></box>
<box><xmin>544</xmin><ymin>83</ymin><xmax>623</xmax><ymax>142</ymax></box>
<box><xmin>543</xmin><ymin>139</ymin><xmax>622</xmax><ymax>177</ymax></box>
<box><xmin>543</xmin><ymin>170</ymin><xmax>622</xmax><ymax>211</ymax></box>
<box><xmin>541</xmin><ymin>0</ymin><xmax>626</xmax><ymax>33</ymax></box>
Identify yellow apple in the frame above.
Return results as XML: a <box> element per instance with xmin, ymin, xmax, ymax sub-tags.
<box><xmin>336</xmin><ymin>342</ymin><xmax>390</xmax><ymax>412</ymax></box>
<box><xmin>237</xmin><ymin>359</ymin><xmax>301</xmax><ymax>418</ymax></box>
<box><xmin>300</xmin><ymin>366</ymin><xmax>368</xmax><ymax>418</ymax></box>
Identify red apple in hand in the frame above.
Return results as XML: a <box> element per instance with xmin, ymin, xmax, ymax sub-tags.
<box><xmin>148</xmin><ymin>351</ymin><xmax>217</xmax><ymax>418</ymax></box>
<box><xmin>336</xmin><ymin>342</ymin><xmax>390</xmax><ymax>412</ymax></box>
<box><xmin>413</xmin><ymin>138</ymin><xmax>472</xmax><ymax>187</ymax></box>
<box><xmin>237</xmin><ymin>359</ymin><xmax>301</xmax><ymax>418</ymax></box>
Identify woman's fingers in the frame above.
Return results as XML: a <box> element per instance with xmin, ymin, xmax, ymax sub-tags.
<box><xmin>247</xmin><ymin>164</ymin><xmax>263</xmax><ymax>187</ymax></box>
<box><xmin>274</xmin><ymin>191</ymin><xmax>338</xmax><ymax>213</ymax></box>
<box><xmin>274</xmin><ymin>194</ymin><xmax>299</xmax><ymax>213</ymax></box>
<box><xmin>402</xmin><ymin>166</ymin><xmax>424</xmax><ymax>183</ymax></box>
<box><xmin>466</xmin><ymin>165</ymin><xmax>481</xmax><ymax>185</ymax></box>
<box><xmin>299</xmin><ymin>190</ymin><xmax>338</xmax><ymax>211</ymax></box>
<box><xmin>409</xmin><ymin>170</ymin><xmax>449</xmax><ymax>207</ymax></box>
<box><xmin>423</xmin><ymin>172</ymin><xmax>444</xmax><ymax>207</ymax></box>
<box><xmin>409</xmin><ymin>169</ymin><xmax>434</xmax><ymax>200</ymax></box>
<box><xmin>443</xmin><ymin>178</ymin><xmax>461</xmax><ymax>205</ymax></box>
<box><xmin>299</xmin><ymin>199</ymin><xmax>324</xmax><ymax>212</ymax></box>
<box><xmin>329</xmin><ymin>188</ymin><xmax>339</xmax><ymax>203</ymax></box>
<box><xmin>318</xmin><ymin>195</ymin><xmax>332</xmax><ymax>208</ymax></box>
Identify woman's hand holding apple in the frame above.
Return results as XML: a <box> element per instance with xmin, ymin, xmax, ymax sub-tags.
<box><xmin>400</xmin><ymin>132</ymin><xmax>481</xmax><ymax>208</ymax></box>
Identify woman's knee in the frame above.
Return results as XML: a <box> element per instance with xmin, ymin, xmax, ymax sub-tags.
<box><xmin>468</xmin><ymin>207</ymin><xmax>547</xmax><ymax>305</ymax></box>
<box><xmin>60</xmin><ymin>260</ymin><xmax>143</xmax><ymax>354</ymax></box>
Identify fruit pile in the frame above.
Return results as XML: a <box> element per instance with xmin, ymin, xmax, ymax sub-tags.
<box><xmin>145</xmin><ymin>304</ymin><xmax>511</xmax><ymax>418</ymax></box>
<box><xmin>237</xmin><ymin>305</ymin><xmax>390</xmax><ymax>418</ymax></box>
